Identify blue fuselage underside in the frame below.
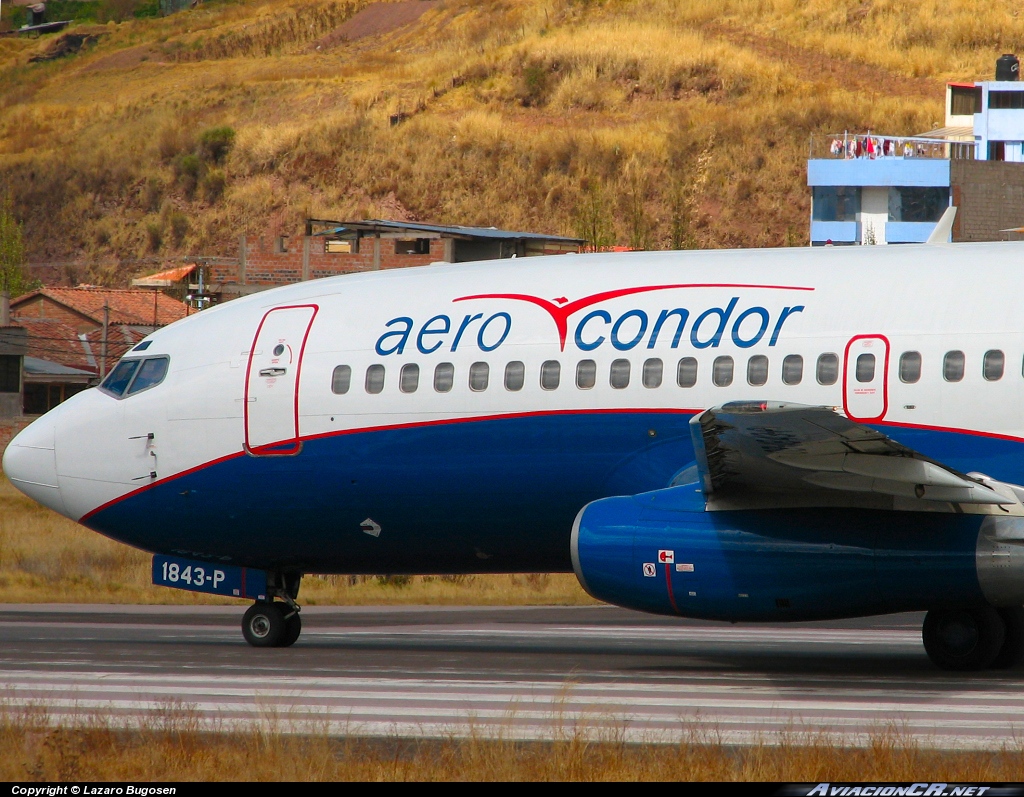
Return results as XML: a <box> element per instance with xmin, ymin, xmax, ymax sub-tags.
<box><xmin>83</xmin><ymin>411</ymin><xmax>1024</xmax><ymax>575</ymax></box>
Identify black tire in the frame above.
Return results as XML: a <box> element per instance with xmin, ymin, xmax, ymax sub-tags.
<box><xmin>922</xmin><ymin>606</ymin><xmax>1006</xmax><ymax>671</ymax></box>
<box><xmin>242</xmin><ymin>602</ymin><xmax>287</xmax><ymax>648</ymax></box>
<box><xmin>280</xmin><ymin>611</ymin><xmax>302</xmax><ymax>648</ymax></box>
<box><xmin>991</xmin><ymin>607</ymin><xmax>1024</xmax><ymax>669</ymax></box>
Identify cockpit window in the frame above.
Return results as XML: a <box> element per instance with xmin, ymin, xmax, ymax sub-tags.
<box><xmin>127</xmin><ymin>357</ymin><xmax>170</xmax><ymax>395</ymax></box>
<box><xmin>100</xmin><ymin>356</ymin><xmax>169</xmax><ymax>398</ymax></box>
<box><xmin>100</xmin><ymin>360</ymin><xmax>140</xmax><ymax>397</ymax></box>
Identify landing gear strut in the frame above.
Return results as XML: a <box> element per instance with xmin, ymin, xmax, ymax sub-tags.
<box><xmin>241</xmin><ymin>572</ymin><xmax>302</xmax><ymax>648</ymax></box>
<box><xmin>922</xmin><ymin>605</ymin><xmax>1024</xmax><ymax>670</ymax></box>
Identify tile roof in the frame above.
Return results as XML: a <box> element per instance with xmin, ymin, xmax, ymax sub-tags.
<box><xmin>16</xmin><ymin>317</ymin><xmax>146</xmax><ymax>377</ymax></box>
<box><xmin>12</xmin><ymin>287</ymin><xmax>188</xmax><ymax>326</ymax></box>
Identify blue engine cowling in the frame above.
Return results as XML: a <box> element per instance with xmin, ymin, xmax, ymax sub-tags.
<box><xmin>571</xmin><ymin>482</ymin><xmax>1024</xmax><ymax>622</ymax></box>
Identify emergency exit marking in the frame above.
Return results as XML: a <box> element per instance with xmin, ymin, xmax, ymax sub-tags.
<box><xmin>675</xmin><ymin>563</ymin><xmax>694</xmax><ymax>572</ymax></box>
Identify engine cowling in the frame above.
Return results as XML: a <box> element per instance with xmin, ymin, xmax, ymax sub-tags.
<box><xmin>571</xmin><ymin>482</ymin><xmax>1024</xmax><ymax>622</ymax></box>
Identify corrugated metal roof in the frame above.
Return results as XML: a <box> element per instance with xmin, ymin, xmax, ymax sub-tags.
<box><xmin>23</xmin><ymin>356</ymin><xmax>94</xmax><ymax>377</ymax></box>
<box><xmin>318</xmin><ymin>219</ymin><xmax>585</xmax><ymax>243</ymax></box>
<box><xmin>916</xmin><ymin>126</ymin><xmax>975</xmax><ymax>139</ymax></box>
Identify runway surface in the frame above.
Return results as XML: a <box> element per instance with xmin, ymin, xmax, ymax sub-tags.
<box><xmin>2</xmin><ymin>604</ymin><xmax>1024</xmax><ymax>749</ymax></box>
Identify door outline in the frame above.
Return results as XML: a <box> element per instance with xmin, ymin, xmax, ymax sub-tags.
<box><xmin>842</xmin><ymin>333</ymin><xmax>890</xmax><ymax>423</ymax></box>
<box><xmin>243</xmin><ymin>304</ymin><xmax>319</xmax><ymax>456</ymax></box>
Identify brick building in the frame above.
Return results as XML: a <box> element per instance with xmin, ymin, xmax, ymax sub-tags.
<box><xmin>203</xmin><ymin>220</ymin><xmax>584</xmax><ymax>300</ymax></box>
<box><xmin>9</xmin><ymin>287</ymin><xmax>189</xmax><ymax>414</ymax></box>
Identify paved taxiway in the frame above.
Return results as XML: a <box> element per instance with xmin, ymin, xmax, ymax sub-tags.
<box><xmin>1</xmin><ymin>605</ymin><xmax>1023</xmax><ymax>748</ymax></box>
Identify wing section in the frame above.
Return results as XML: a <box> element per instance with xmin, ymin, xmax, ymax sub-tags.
<box><xmin>689</xmin><ymin>401</ymin><xmax>1024</xmax><ymax>514</ymax></box>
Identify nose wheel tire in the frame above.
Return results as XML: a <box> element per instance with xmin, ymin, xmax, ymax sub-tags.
<box><xmin>922</xmin><ymin>606</ymin><xmax>1006</xmax><ymax>671</ymax></box>
<box><xmin>281</xmin><ymin>611</ymin><xmax>302</xmax><ymax>648</ymax></box>
<box><xmin>242</xmin><ymin>602</ymin><xmax>287</xmax><ymax>647</ymax></box>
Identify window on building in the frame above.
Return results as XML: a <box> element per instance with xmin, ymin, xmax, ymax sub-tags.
<box><xmin>747</xmin><ymin>355</ymin><xmax>768</xmax><ymax>386</ymax></box>
<box><xmin>989</xmin><ymin>91</ymin><xmax>1024</xmax><ymax>110</ymax></box>
<box><xmin>944</xmin><ymin>351</ymin><xmax>965</xmax><ymax>382</ymax></box>
<box><xmin>677</xmin><ymin>357</ymin><xmax>698</xmax><ymax>388</ymax></box>
<box><xmin>576</xmin><ymin>360</ymin><xmax>597</xmax><ymax>389</ymax></box>
<box><xmin>540</xmin><ymin>360</ymin><xmax>560</xmax><ymax>390</ymax></box>
<box><xmin>0</xmin><ymin>355</ymin><xmax>19</xmax><ymax>393</ymax></box>
<box><xmin>610</xmin><ymin>359</ymin><xmax>630</xmax><ymax>389</ymax></box>
<box><xmin>642</xmin><ymin>358</ymin><xmax>663</xmax><ymax>388</ymax></box>
<box><xmin>505</xmin><ymin>361</ymin><xmax>525</xmax><ymax>391</ymax></box>
<box><xmin>400</xmin><ymin>363</ymin><xmax>419</xmax><ymax>393</ymax></box>
<box><xmin>888</xmin><ymin>187</ymin><xmax>950</xmax><ymax>222</ymax></box>
<box><xmin>325</xmin><ymin>238</ymin><xmax>353</xmax><ymax>254</ymax></box>
<box><xmin>365</xmin><ymin>364</ymin><xmax>385</xmax><ymax>394</ymax></box>
<box><xmin>469</xmin><ymin>362</ymin><xmax>489</xmax><ymax>391</ymax></box>
<box><xmin>434</xmin><ymin>362</ymin><xmax>454</xmax><ymax>392</ymax></box>
<box><xmin>713</xmin><ymin>356</ymin><xmax>734</xmax><ymax>387</ymax></box>
<box><xmin>332</xmin><ymin>365</ymin><xmax>352</xmax><ymax>394</ymax></box>
<box><xmin>782</xmin><ymin>354</ymin><xmax>803</xmax><ymax>385</ymax></box>
<box><xmin>812</xmin><ymin>186</ymin><xmax>861</xmax><ymax>222</ymax></box>
<box><xmin>951</xmin><ymin>85</ymin><xmax>982</xmax><ymax>115</ymax></box>
<box><xmin>816</xmin><ymin>353</ymin><xmax>839</xmax><ymax>385</ymax></box>
<box><xmin>989</xmin><ymin>141</ymin><xmax>1006</xmax><ymax>161</ymax></box>
<box><xmin>984</xmin><ymin>350</ymin><xmax>1005</xmax><ymax>381</ymax></box>
<box><xmin>899</xmin><ymin>352</ymin><xmax>921</xmax><ymax>384</ymax></box>
<box><xmin>395</xmin><ymin>238</ymin><xmax>431</xmax><ymax>255</ymax></box>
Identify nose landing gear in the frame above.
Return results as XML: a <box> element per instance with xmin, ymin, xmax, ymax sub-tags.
<box><xmin>241</xmin><ymin>572</ymin><xmax>302</xmax><ymax>648</ymax></box>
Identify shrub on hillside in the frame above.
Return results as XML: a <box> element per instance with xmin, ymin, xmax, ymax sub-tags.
<box><xmin>173</xmin><ymin>154</ymin><xmax>202</xmax><ymax>200</ymax></box>
<box><xmin>198</xmin><ymin>126</ymin><xmax>235</xmax><ymax>166</ymax></box>
<box><xmin>200</xmin><ymin>170</ymin><xmax>226</xmax><ymax>204</ymax></box>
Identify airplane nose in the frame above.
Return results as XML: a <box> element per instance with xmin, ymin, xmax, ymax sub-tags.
<box><xmin>3</xmin><ymin>411</ymin><xmax>66</xmax><ymax>516</ymax></box>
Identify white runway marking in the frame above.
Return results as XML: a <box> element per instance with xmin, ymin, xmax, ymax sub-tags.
<box><xmin>4</xmin><ymin>607</ymin><xmax>1024</xmax><ymax>748</ymax></box>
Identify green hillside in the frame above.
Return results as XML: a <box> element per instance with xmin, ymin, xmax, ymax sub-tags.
<box><xmin>0</xmin><ymin>0</ymin><xmax>1018</xmax><ymax>284</ymax></box>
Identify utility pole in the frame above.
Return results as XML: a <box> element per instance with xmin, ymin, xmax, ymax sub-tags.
<box><xmin>100</xmin><ymin>302</ymin><xmax>109</xmax><ymax>379</ymax></box>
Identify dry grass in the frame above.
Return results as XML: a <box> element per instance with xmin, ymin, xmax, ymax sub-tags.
<box><xmin>2</xmin><ymin>0</ymin><xmax>990</xmax><ymax>269</ymax></box>
<box><xmin>0</xmin><ymin>475</ymin><xmax>596</xmax><ymax>604</ymax></box>
<box><xmin>3</xmin><ymin>702</ymin><xmax>1024</xmax><ymax>780</ymax></box>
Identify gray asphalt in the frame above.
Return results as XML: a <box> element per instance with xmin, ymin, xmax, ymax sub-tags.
<box><xmin>1</xmin><ymin>604</ymin><xmax>1022</xmax><ymax>748</ymax></box>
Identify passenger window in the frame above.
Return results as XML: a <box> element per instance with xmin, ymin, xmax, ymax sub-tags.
<box><xmin>434</xmin><ymin>362</ymin><xmax>454</xmax><ymax>392</ymax></box>
<box><xmin>400</xmin><ymin>363</ymin><xmax>419</xmax><ymax>393</ymax></box>
<box><xmin>782</xmin><ymin>354</ymin><xmax>803</xmax><ymax>385</ymax></box>
<box><xmin>332</xmin><ymin>365</ymin><xmax>352</xmax><ymax>394</ymax></box>
<box><xmin>610</xmin><ymin>359</ymin><xmax>630</xmax><ymax>389</ymax></box>
<box><xmin>540</xmin><ymin>360</ymin><xmax>560</xmax><ymax>390</ymax></box>
<box><xmin>944</xmin><ymin>351</ymin><xmax>965</xmax><ymax>382</ymax></box>
<box><xmin>677</xmin><ymin>357</ymin><xmax>698</xmax><ymax>388</ymax></box>
<box><xmin>984</xmin><ymin>349</ymin><xmax>1005</xmax><ymax>381</ymax></box>
<box><xmin>505</xmin><ymin>361</ymin><xmax>525</xmax><ymax>391</ymax></box>
<box><xmin>643</xmin><ymin>358</ymin><xmax>663</xmax><ymax>388</ymax></box>
<box><xmin>855</xmin><ymin>353</ymin><xmax>874</xmax><ymax>383</ymax></box>
<box><xmin>469</xmin><ymin>362</ymin><xmax>489</xmax><ymax>391</ymax></box>
<box><xmin>100</xmin><ymin>359</ymin><xmax>140</xmax><ymax>397</ymax></box>
<box><xmin>747</xmin><ymin>355</ymin><xmax>768</xmax><ymax>386</ymax></box>
<box><xmin>899</xmin><ymin>352</ymin><xmax>921</xmax><ymax>384</ymax></box>
<box><xmin>126</xmin><ymin>357</ymin><xmax>169</xmax><ymax>396</ymax></box>
<box><xmin>713</xmin><ymin>356</ymin><xmax>734</xmax><ymax>387</ymax></box>
<box><xmin>365</xmin><ymin>364</ymin><xmax>385</xmax><ymax>394</ymax></box>
<box><xmin>576</xmin><ymin>360</ymin><xmax>597</xmax><ymax>389</ymax></box>
<box><xmin>816</xmin><ymin>353</ymin><xmax>838</xmax><ymax>385</ymax></box>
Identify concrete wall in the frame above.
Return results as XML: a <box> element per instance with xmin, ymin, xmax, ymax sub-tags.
<box><xmin>950</xmin><ymin>160</ymin><xmax>1024</xmax><ymax>242</ymax></box>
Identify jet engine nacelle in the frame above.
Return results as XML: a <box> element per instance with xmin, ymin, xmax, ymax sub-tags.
<box><xmin>571</xmin><ymin>483</ymin><xmax>1024</xmax><ymax>622</ymax></box>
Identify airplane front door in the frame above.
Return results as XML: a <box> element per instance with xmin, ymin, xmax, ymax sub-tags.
<box><xmin>244</xmin><ymin>305</ymin><xmax>318</xmax><ymax>455</ymax></box>
<box><xmin>843</xmin><ymin>334</ymin><xmax>889</xmax><ymax>422</ymax></box>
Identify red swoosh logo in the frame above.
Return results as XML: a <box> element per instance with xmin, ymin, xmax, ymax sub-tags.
<box><xmin>454</xmin><ymin>283</ymin><xmax>813</xmax><ymax>350</ymax></box>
